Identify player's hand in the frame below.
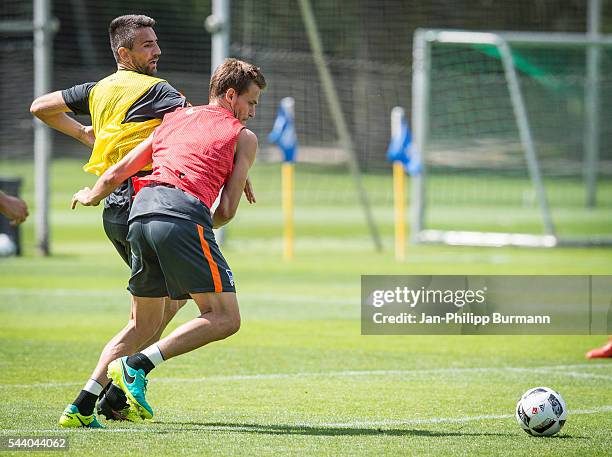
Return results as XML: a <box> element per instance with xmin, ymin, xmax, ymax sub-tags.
<box><xmin>79</xmin><ymin>125</ymin><xmax>95</xmax><ymax>148</ymax></box>
<box><xmin>244</xmin><ymin>176</ymin><xmax>256</xmax><ymax>204</ymax></box>
<box><xmin>0</xmin><ymin>194</ymin><xmax>28</xmax><ymax>226</ymax></box>
<box><xmin>71</xmin><ymin>188</ymin><xmax>99</xmax><ymax>209</ymax></box>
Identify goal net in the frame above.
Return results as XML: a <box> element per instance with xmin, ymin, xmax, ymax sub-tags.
<box><xmin>411</xmin><ymin>29</ymin><xmax>612</xmax><ymax>247</ymax></box>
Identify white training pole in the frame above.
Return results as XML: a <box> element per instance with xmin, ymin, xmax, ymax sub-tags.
<box><xmin>33</xmin><ymin>0</ymin><xmax>54</xmax><ymax>255</ymax></box>
<box><xmin>206</xmin><ymin>0</ymin><xmax>230</xmax><ymax>245</ymax></box>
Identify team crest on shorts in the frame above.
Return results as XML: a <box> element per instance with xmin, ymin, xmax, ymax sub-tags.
<box><xmin>226</xmin><ymin>269</ymin><xmax>234</xmax><ymax>286</ymax></box>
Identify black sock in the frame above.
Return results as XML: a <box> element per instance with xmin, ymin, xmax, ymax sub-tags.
<box><xmin>104</xmin><ymin>383</ymin><xmax>128</xmax><ymax>410</ymax></box>
<box><xmin>72</xmin><ymin>390</ymin><xmax>98</xmax><ymax>416</ymax></box>
<box><xmin>98</xmin><ymin>380</ymin><xmax>112</xmax><ymax>400</ymax></box>
<box><xmin>126</xmin><ymin>352</ymin><xmax>155</xmax><ymax>375</ymax></box>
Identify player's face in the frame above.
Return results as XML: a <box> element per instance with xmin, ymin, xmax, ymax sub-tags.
<box><xmin>124</xmin><ymin>27</ymin><xmax>161</xmax><ymax>76</ymax></box>
<box><xmin>228</xmin><ymin>83</ymin><xmax>261</xmax><ymax>125</ymax></box>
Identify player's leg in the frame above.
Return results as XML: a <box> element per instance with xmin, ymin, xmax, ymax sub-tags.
<box><xmin>98</xmin><ymin>298</ymin><xmax>186</xmax><ymax>421</ymax></box>
<box><xmin>139</xmin><ymin>298</ymin><xmax>188</xmax><ymax>348</ymax></box>
<box><xmin>152</xmin><ymin>215</ymin><xmax>240</xmax><ymax>357</ymax></box>
<box><xmin>60</xmin><ymin>218</ymin><xmax>166</xmax><ymax>427</ymax></box>
<box><xmin>89</xmin><ymin>295</ymin><xmax>166</xmax><ymax>384</ymax></box>
<box><xmin>59</xmin><ymin>295</ymin><xmax>165</xmax><ymax>427</ymax></box>
<box><xmin>96</xmin><ymin>219</ymin><xmax>148</xmax><ymax>420</ymax></box>
<box><xmin>100</xmin><ymin>215</ymin><xmax>189</xmax><ymax>420</ymax></box>
<box><xmin>586</xmin><ymin>336</ymin><xmax>612</xmax><ymax>359</ymax></box>
<box><xmin>157</xmin><ymin>292</ymin><xmax>240</xmax><ymax>358</ymax></box>
<box><xmin>59</xmin><ymin>207</ymin><xmax>131</xmax><ymax>426</ymax></box>
<box><xmin>107</xmin><ymin>292</ymin><xmax>240</xmax><ymax>420</ymax></box>
<box><xmin>107</xmin><ymin>214</ymin><xmax>239</xmax><ymax>419</ymax></box>
<box><xmin>98</xmin><ymin>297</ymin><xmax>187</xmax><ymax>419</ymax></box>
<box><xmin>99</xmin><ymin>219</ymin><xmax>163</xmax><ymax>421</ymax></box>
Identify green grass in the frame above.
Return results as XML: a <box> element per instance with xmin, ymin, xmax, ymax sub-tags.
<box><xmin>0</xmin><ymin>159</ymin><xmax>611</xmax><ymax>456</ymax></box>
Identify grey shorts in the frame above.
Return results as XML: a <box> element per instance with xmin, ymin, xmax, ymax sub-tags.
<box><xmin>126</xmin><ymin>214</ymin><xmax>236</xmax><ymax>300</ymax></box>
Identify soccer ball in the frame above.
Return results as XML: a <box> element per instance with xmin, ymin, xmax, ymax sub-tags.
<box><xmin>516</xmin><ymin>387</ymin><xmax>567</xmax><ymax>437</ymax></box>
<box><xmin>0</xmin><ymin>233</ymin><xmax>16</xmax><ymax>257</ymax></box>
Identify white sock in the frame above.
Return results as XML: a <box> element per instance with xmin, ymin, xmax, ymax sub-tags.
<box><xmin>83</xmin><ymin>379</ymin><xmax>104</xmax><ymax>396</ymax></box>
<box><xmin>142</xmin><ymin>344</ymin><xmax>165</xmax><ymax>367</ymax></box>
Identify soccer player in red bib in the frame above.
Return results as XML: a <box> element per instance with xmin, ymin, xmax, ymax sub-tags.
<box><xmin>69</xmin><ymin>58</ymin><xmax>266</xmax><ymax>424</ymax></box>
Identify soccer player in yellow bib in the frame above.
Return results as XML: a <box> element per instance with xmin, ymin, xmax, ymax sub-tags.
<box><xmin>30</xmin><ymin>15</ymin><xmax>190</xmax><ymax>426</ymax></box>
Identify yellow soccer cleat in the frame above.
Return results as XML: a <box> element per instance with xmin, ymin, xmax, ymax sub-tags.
<box><xmin>58</xmin><ymin>404</ymin><xmax>104</xmax><ymax>429</ymax></box>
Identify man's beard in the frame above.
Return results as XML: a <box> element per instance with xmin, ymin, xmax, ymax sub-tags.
<box><xmin>136</xmin><ymin>62</ymin><xmax>156</xmax><ymax>76</ymax></box>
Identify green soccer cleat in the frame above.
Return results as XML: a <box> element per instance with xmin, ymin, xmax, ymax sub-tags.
<box><xmin>58</xmin><ymin>404</ymin><xmax>105</xmax><ymax>429</ymax></box>
<box><xmin>107</xmin><ymin>357</ymin><xmax>153</xmax><ymax>420</ymax></box>
<box><xmin>97</xmin><ymin>395</ymin><xmax>144</xmax><ymax>423</ymax></box>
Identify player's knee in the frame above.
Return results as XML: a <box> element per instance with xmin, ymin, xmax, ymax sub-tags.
<box><xmin>229</xmin><ymin>314</ymin><xmax>241</xmax><ymax>335</ymax></box>
<box><xmin>222</xmin><ymin>312</ymin><xmax>241</xmax><ymax>337</ymax></box>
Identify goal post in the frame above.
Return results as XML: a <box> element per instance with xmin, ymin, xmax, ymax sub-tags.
<box><xmin>410</xmin><ymin>28</ymin><xmax>612</xmax><ymax>247</ymax></box>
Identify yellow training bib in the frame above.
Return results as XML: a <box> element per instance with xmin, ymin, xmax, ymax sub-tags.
<box><xmin>84</xmin><ymin>70</ymin><xmax>165</xmax><ymax>176</ymax></box>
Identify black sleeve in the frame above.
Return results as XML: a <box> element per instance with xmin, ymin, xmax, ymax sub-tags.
<box><xmin>123</xmin><ymin>82</ymin><xmax>188</xmax><ymax>123</ymax></box>
<box><xmin>61</xmin><ymin>82</ymin><xmax>96</xmax><ymax>115</ymax></box>
<box><xmin>149</xmin><ymin>82</ymin><xmax>189</xmax><ymax>117</ymax></box>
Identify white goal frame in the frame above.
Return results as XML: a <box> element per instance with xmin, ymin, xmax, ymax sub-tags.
<box><xmin>410</xmin><ymin>28</ymin><xmax>612</xmax><ymax>247</ymax></box>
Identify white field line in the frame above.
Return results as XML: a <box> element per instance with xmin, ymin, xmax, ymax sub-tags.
<box><xmin>0</xmin><ymin>288</ymin><xmax>127</xmax><ymax>298</ymax></box>
<box><xmin>0</xmin><ymin>406</ymin><xmax>610</xmax><ymax>434</ymax></box>
<box><xmin>326</xmin><ymin>406</ymin><xmax>612</xmax><ymax>428</ymax></box>
<box><xmin>528</xmin><ymin>368</ymin><xmax>612</xmax><ymax>381</ymax></box>
<box><xmin>1</xmin><ymin>363</ymin><xmax>609</xmax><ymax>389</ymax></box>
<box><xmin>0</xmin><ymin>288</ymin><xmax>356</xmax><ymax>305</ymax></box>
<box><xmin>158</xmin><ymin>365</ymin><xmax>612</xmax><ymax>384</ymax></box>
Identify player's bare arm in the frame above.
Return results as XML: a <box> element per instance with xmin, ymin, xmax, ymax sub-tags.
<box><xmin>213</xmin><ymin>129</ymin><xmax>258</xmax><ymax>228</ymax></box>
<box><xmin>0</xmin><ymin>191</ymin><xmax>29</xmax><ymax>226</ymax></box>
<box><xmin>30</xmin><ymin>91</ymin><xmax>95</xmax><ymax>148</ymax></box>
<box><xmin>71</xmin><ymin>134</ymin><xmax>154</xmax><ymax>209</ymax></box>
<box><xmin>244</xmin><ymin>176</ymin><xmax>256</xmax><ymax>204</ymax></box>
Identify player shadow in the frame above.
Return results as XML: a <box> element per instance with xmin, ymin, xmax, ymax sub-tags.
<box><xmin>542</xmin><ymin>435</ymin><xmax>589</xmax><ymax>440</ymax></box>
<box><xmin>154</xmin><ymin>421</ymin><xmax>512</xmax><ymax>437</ymax></box>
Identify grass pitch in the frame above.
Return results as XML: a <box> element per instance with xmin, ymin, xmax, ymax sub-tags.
<box><xmin>0</xmin><ymin>159</ymin><xmax>611</xmax><ymax>456</ymax></box>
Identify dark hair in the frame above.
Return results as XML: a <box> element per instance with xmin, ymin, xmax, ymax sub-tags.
<box><xmin>209</xmin><ymin>58</ymin><xmax>267</xmax><ymax>98</ymax></box>
<box><xmin>108</xmin><ymin>15</ymin><xmax>156</xmax><ymax>62</ymax></box>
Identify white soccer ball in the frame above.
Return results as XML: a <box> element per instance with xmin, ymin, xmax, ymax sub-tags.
<box><xmin>516</xmin><ymin>387</ymin><xmax>567</xmax><ymax>437</ymax></box>
<box><xmin>0</xmin><ymin>233</ymin><xmax>16</xmax><ymax>257</ymax></box>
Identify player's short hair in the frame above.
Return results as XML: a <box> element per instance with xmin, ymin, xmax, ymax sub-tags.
<box><xmin>209</xmin><ymin>58</ymin><xmax>267</xmax><ymax>99</ymax></box>
<box><xmin>108</xmin><ymin>15</ymin><xmax>156</xmax><ymax>62</ymax></box>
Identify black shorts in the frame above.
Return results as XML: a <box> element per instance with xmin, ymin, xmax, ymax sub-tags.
<box><xmin>127</xmin><ymin>214</ymin><xmax>235</xmax><ymax>300</ymax></box>
<box><xmin>103</xmin><ymin>219</ymin><xmax>131</xmax><ymax>267</ymax></box>
<box><xmin>102</xmin><ymin>171</ymin><xmax>152</xmax><ymax>267</ymax></box>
